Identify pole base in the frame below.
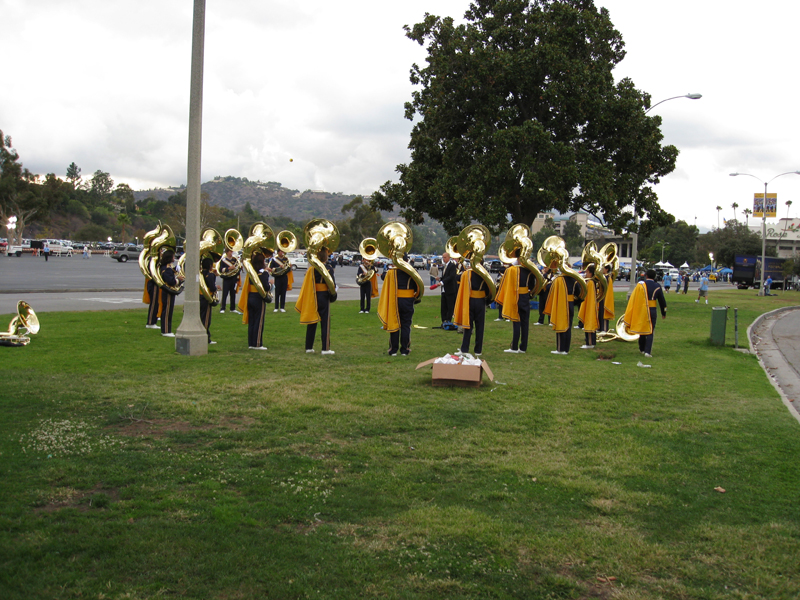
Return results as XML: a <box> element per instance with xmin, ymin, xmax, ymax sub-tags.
<box><xmin>175</xmin><ymin>328</ymin><xmax>208</xmax><ymax>356</ymax></box>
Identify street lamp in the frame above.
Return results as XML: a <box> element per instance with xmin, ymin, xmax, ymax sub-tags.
<box><xmin>646</xmin><ymin>93</ymin><xmax>702</xmax><ymax>114</ymax></box>
<box><xmin>729</xmin><ymin>171</ymin><xmax>800</xmax><ymax>295</ymax></box>
<box><xmin>6</xmin><ymin>216</ymin><xmax>17</xmax><ymax>257</ymax></box>
<box><xmin>628</xmin><ymin>93</ymin><xmax>702</xmax><ymax>296</ymax></box>
<box><xmin>658</xmin><ymin>241</ymin><xmax>670</xmax><ymax>263</ymax></box>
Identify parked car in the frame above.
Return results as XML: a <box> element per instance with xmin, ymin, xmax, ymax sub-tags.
<box><xmin>411</xmin><ymin>256</ymin><xmax>426</xmax><ymax>270</ymax></box>
<box><xmin>489</xmin><ymin>260</ymin><xmax>503</xmax><ymax>273</ymax></box>
<box><xmin>110</xmin><ymin>245</ymin><xmax>142</xmax><ymax>263</ymax></box>
<box><xmin>290</xmin><ymin>256</ymin><xmax>309</xmax><ymax>270</ymax></box>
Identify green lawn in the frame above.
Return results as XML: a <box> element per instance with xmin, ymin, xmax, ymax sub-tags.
<box><xmin>1</xmin><ymin>288</ymin><xmax>799</xmax><ymax>599</ymax></box>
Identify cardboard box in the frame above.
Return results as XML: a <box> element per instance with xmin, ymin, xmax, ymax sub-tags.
<box><xmin>415</xmin><ymin>357</ymin><xmax>495</xmax><ymax>388</ymax></box>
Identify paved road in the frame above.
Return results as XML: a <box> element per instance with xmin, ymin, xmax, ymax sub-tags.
<box><xmin>0</xmin><ymin>253</ymin><xmax>380</xmax><ymax>314</ymax></box>
<box><xmin>749</xmin><ymin>307</ymin><xmax>800</xmax><ymax>423</ymax></box>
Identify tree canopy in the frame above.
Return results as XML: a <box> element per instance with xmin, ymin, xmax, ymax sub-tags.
<box><xmin>371</xmin><ymin>0</ymin><xmax>678</xmax><ymax>235</ymax></box>
<box><xmin>697</xmin><ymin>221</ymin><xmax>773</xmax><ymax>268</ymax></box>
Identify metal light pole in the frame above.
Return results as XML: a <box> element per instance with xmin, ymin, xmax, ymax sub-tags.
<box><xmin>175</xmin><ymin>0</ymin><xmax>209</xmax><ymax>355</ymax></box>
<box><xmin>729</xmin><ymin>171</ymin><xmax>800</xmax><ymax>296</ymax></box>
<box><xmin>658</xmin><ymin>241</ymin><xmax>670</xmax><ymax>263</ymax></box>
<box><xmin>6</xmin><ymin>216</ymin><xmax>17</xmax><ymax>257</ymax></box>
<box><xmin>627</xmin><ymin>93</ymin><xmax>702</xmax><ymax>296</ymax></box>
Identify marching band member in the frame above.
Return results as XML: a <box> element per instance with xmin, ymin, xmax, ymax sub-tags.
<box><xmin>378</xmin><ymin>257</ymin><xmax>419</xmax><ymax>356</ymax></box>
<box><xmin>357</xmin><ymin>259</ymin><xmax>378</xmax><ymax>313</ymax></box>
<box><xmin>269</xmin><ymin>249</ymin><xmax>293</xmax><ymax>313</ymax></box>
<box><xmin>578</xmin><ymin>264</ymin><xmax>600</xmax><ymax>349</ymax></box>
<box><xmin>238</xmin><ymin>252</ymin><xmax>271</xmax><ymax>350</ymax></box>
<box><xmin>296</xmin><ymin>247</ymin><xmax>336</xmax><ymax>355</ymax></box>
<box><xmin>199</xmin><ymin>257</ymin><xmax>220</xmax><ymax>344</ymax></box>
<box><xmin>497</xmin><ymin>261</ymin><xmax>535</xmax><ymax>353</ymax></box>
<box><xmin>218</xmin><ymin>248</ymin><xmax>241</xmax><ymax>314</ymax></box>
<box><xmin>624</xmin><ymin>269</ymin><xmax>667</xmax><ymax>358</ymax></box>
<box><xmin>453</xmin><ymin>258</ymin><xmax>491</xmax><ymax>356</ymax></box>
<box><xmin>543</xmin><ymin>269</ymin><xmax>579</xmax><ymax>355</ymax></box>
<box><xmin>159</xmin><ymin>250</ymin><xmax>184</xmax><ymax>337</ymax></box>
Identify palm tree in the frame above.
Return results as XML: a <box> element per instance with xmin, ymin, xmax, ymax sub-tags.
<box><xmin>743</xmin><ymin>208</ymin><xmax>752</xmax><ymax>227</ymax></box>
<box><xmin>731</xmin><ymin>202</ymin><xmax>739</xmax><ymax>223</ymax></box>
<box><xmin>716</xmin><ymin>205</ymin><xmax>722</xmax><ymax>229</ymax></box>
<box><xmin>787</xmin><ymin>200</ymin><xmax>793</xmax><ymax>219</ymax></box>
<box><xmin>117</xmin><ymin>213</ymin><xmax>132</xmax><ymax>243</ymax></box>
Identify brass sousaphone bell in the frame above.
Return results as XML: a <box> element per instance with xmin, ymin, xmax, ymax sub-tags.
<box><xmin>198</xmin><ymin>228</ymin><xmax>225</xmax><ymax>305</ymax></box>
<box><xmin>537</xmin><ymin>235</ymin><xmax>588</xmax><ymax>300</ymax></box>
<box><xmin>242</xmin><ymin>222</ymin><xmax>276</xmax><ymax>301</ymax></box>
<box><xmin>499</xmin><ymin>223</ymin><xmax>545</xmax><ymax>296</ymax></box>
<box><xmin>455</xmin><ymin>224</ymin><xmax>496</xmax><ymax>302</ymax></box>
<box><xmin>356</xmin><ymin>237</ymin><xmax>380</xmax><ymax>284</ymax></box>
<box><xmin>138</xmin><ymin>223</ymin><xmax>163</xmax><ymax>280</ymax></box>
<box><xmin>304</xmin><ymin>219</ymin><xmax>340</xmax><ymax>299</ymax></box>
<box><xmin>216</xmin><ymin>229</ymin><xmax>244</xmax><ymax>280</ymax></box>
<box><xmin>597</xmin><ymin>314</ymin><xmax>640</xmax><ymax>343</ymax></box>
<box><xmin>599</xmin><ymin>242</ymin><xmax>619</xmax><ymax>281</ymax></box>
<box><xmin>376</xmin><ymin>222</ymin><xmax>425</xmax><ymax>302</ymax></box>
<box><xmin>581</xmin><ymin>241</ymin><xmax>609</xmax><ymax>303</ymax></box>
<box><xmin>272</xmin><ymin>230</ymin><xmax>298</xmax><ymax>276</ymax></box>
<box><xmin>0</xmin><ymin>301</ymin><xmax>40</xmax><ymax>347</ymax></box>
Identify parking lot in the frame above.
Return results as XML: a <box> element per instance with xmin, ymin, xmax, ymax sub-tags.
<box><xmin>1</xmin><ymin>252</ymin><xmax>720</xmax><ymax>315</ymax></box>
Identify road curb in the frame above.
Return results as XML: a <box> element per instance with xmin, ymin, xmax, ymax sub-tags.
<box><xmin>748</xmin><ymin>306</ymin><xmax>800</xmax><ymax>425</ymax></box>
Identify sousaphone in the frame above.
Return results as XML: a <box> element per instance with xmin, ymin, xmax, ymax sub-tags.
<box><xmin>0</xmin><ymin>301</ymin><xmax>40</xmax><ymax>347</ymax></box>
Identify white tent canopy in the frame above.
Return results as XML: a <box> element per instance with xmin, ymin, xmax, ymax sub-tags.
<box><xmin>680</xmin><ymin>262</ymin><xmax>690</xmax><ymax>269</ymax></box>
<box><xmin>663</xmin><ymin>261</ymin><xmax>675</xmax><ymax>268</ymax></box>
<box><xmin>655</xmin><ymin>261</ymin><xmax>666</xmax><ymax>267</ymax></box>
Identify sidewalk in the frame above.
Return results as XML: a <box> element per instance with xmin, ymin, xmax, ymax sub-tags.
<box><xmin>749</xmin><ymin>306</ymin><xmax>800</xmax><ymax>424</ymax></box>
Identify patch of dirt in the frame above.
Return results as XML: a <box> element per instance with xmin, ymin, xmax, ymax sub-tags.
<box><xmin>34</xmin><ymin>484</ymin><xmax>120</xmax><ymax>514</ymax></box>
<box><xmin>111</xmin><ymin>416</ymin><xmax>255</xmax><ymax>438</ymax></box>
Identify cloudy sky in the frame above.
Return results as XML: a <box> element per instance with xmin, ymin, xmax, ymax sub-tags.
<box><xmin>2</xmin><ymin>0</ymin><xmax>798</xmax><ymax>231</ymax></box>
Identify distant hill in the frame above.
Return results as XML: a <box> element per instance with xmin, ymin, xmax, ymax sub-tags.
<box><xmin>134</xmin><ymin>177</ymin><xmax>399</xmax><ymax>222</ymax></box>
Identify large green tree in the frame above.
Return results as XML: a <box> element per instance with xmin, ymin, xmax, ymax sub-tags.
<box><xmin>372</xmin><ymin>0</ymin><xmax>678</xmax><ymax>235</ymax></box>
<box><xmin>336</xmin><ymin>196</ymin><xmax>385</xmax><ymax>251</ymax></box>
<box><xmin>639</xmin><ymin>220</ymin><xmax>699</xmax><ymax>267</ymax></box>
<box><xmin>0</xmin><ymin>131</ymin><xmax>46</xmax><ymax>245</ymax></box>
<box><xmin>697</xmin><ymin>221</ymin><xmax>772</xmax><ymax>268</ymax></box>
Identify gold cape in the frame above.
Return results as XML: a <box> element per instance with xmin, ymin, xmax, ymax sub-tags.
<box><xmin>623</xmin><ymin>281</ymin><xmax>653</xmax><ymax>335</ymax></box>
<box><xmin>578</xmin><ymin>279</ymin><xmax>599</xmax><ymax>333</ymax></box>
<box><xmin>603</xmin><ymin>278</ymin><xmax>615</xmax><ymax>320</ymax></box>
<box><xmin>453</xmin><ymin>270</ymin><xmax>472</xmax><ymax>328</ymax></box>
<box><xmin>543</xmin><ymin>276</ymin><xmax>570</xmax><ymax>333</ymax></box>
<box><xmin>237</xmin><ymin>276</ymin><xmax>253</xmax><ymax>324</ymax></box>
<box><xmin>370</xmin><ymin>273</ymin><xmax>379</xmax><ymax>298</ymax></box>
<box><xmin>294</xmin><ymin>268</ymin><xmax>320</xmax><ymax>325</ymax></box>
<box><xmin>496</xmin><ymin>265</ymin><xmax>521</xmax><ymax>322</ymax></box>
<box><xmin>377</xmin><ymin>269</ymin><xmax>400</xmax><ymax>333</ymax></box>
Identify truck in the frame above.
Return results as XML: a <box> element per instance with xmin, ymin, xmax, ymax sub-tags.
<box><xmin>732</xmin><ymin>255</ymin><xmax>787</xmax><ymax>290</ymax></box>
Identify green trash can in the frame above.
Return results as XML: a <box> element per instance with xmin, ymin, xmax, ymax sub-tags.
<box><xmin>710</xmin><ymin>306</ymin><xmax>728</xmax><ymax>346</ymax></box>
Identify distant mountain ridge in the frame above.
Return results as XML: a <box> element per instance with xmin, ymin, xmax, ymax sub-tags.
<box><xmin>133</xmin><ymin>176</ymin><xmax>398</xmax><ymax>222</ymax></box>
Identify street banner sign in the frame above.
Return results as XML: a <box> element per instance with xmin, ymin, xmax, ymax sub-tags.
<box><xmin>754</xmin><ymin>193</ymin><xmax>777</xmax><ymax>218</ymax></box>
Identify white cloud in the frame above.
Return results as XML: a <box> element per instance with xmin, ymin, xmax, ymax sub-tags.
<box><xmin>2</xmin><ymin>0</ymin><xmax>799</xmax><ymax>231</ymax></box>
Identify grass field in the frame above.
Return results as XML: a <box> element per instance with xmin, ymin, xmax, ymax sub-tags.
<box><xmin>1</xmin><ymin>287</ymin><xmax>799</xmax><ymax>599</ymax></box>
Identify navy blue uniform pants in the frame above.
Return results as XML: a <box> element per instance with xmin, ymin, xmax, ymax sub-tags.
<box><xmin>460</xmin><ymin>298</ymin><xmax>487</xmax><ymax>354</ymax></box>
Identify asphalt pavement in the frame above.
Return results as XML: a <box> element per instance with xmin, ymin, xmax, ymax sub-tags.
<box><xmin>5</xmin><ymin>253</ymin><xmax>800</xmax><ymax>423</ymax></box>
<box><xmin>749</xmin><ymin>306</ymin><xmax>800</xmax><ymax>424</ymax></box>
<box><xmin>0</xmin><ymin>252</ymin><xmax>367</xmax><ymax>313</ymax></box>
